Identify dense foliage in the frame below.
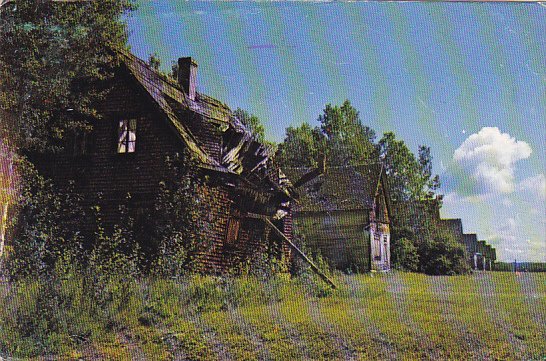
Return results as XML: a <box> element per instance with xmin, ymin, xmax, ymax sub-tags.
<box><xmin>275</xmin><ymin>122</ymin><xmax>324</xmax><ymax>168</ymax></box>
<box><xmin>318</xmin><ymin>100</ymin><xmax>377</xmax><ymax>165</ymax></box>
<box><xmin>5</xmin><ymin>156</ymin><xmax>86</xmax><ymax>278</ymax></box>
<box><xmin>0</xmin><ymin>0</ymin><xmax>134</xmax><ymax>152</ymax></box>
<box><xmin>275</xmin><ymin>100</ymin><xmax>439</xmax><ymax>203</ymax></box>
<box><xmin>418</xmin><ymin>228</ymin><xmax>470</xmax><ymax>276</ymax></box>
<box><xmin>275</xmin><ymin>100</ymin><xmax>469</xmax><ymax>275</ymax></box>
<box><xmin>276</xmin><ymin>100</ymin><xmax>377</xmax><ymax>168</ymax></box>
<box><xmin>378</xmin><ymin>132</ymin><xmax>440</xmax><ymax>203</ymax></box>
<box><xmin>4</xmin><ymin>152</ymin><xmax>208</xmax><ymax>280</ymax></box>
<box><xmin>145</xmin><ymin>152</ymin><xmax>206</xmax><ymax>277</ymax></box>
<box><xmin>390</xmin><ymin>237</ymin><xmax>420</xmax><ymax>272</ymax></box>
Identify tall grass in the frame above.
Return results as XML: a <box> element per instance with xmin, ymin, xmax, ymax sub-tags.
<box><xmin>0</xmin><ymin>272</ymin><xmax>544</xmax><ymax>360</ymax></box>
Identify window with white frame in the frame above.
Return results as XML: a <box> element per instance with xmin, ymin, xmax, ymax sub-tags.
<box><xmin>117</xmin><ymin>119</ymin><xmax>137</xmax><ymax>154</ymax></box>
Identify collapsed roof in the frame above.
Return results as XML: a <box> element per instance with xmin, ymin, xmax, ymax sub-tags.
<box><xmin>118</xmin><ymin>50</ymin><xmax>291</xmax><ymax>199</ymax></box>
<box><xmin>284</xmin><ymin>163</ymin><xmax>386</xmax><ymax>213</ymax></box>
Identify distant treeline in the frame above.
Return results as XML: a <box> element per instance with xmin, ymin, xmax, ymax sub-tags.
<box><xmin>493</xmin><ymin>262</ymin><xmax>546</xmax><ymax>273</ymax></box>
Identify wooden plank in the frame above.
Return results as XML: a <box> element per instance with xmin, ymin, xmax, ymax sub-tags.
<box><xmin>246</xmin><ymin>212</ymin><xmax>337</xmax><ymax>289</ymax></box>
<box><xmin>0</xmin><ymin>203</ymin><xmax>7</xmax><ymax>258</ymax></box>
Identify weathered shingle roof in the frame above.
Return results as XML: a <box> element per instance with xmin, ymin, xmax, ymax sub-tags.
<box><xmin>284</xmin><ymin>164</ymin><xmax>384</xmax><ymax>212</ymax></box>
<box><xmin>119</xmin><ymin>50</ymin><xmax>221</xmax><ymax>167</ymax></box>
<box><xmin>118</xmin><ymin>50</ymin><xmax>291</xmax><ymax>198</ymax></box>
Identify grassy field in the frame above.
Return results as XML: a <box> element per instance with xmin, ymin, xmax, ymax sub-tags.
<box><xmin>0</xmin><ymin>272</ymin><xmax>544</xmax><ymax>360</ymax></box>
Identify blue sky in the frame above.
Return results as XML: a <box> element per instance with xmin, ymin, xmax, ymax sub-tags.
<box><xmin>126</xmin><ymin>1</ymin><xmax>545</xmax><ymax>262</ymax></box>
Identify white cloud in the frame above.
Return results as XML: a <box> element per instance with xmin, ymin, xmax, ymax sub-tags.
<box><xmin>482</xmin><ymin>212</ymin><xmax>546</xmax><ymax>262</ymax></box>
<box><xmin>453</xmin><ymin>127</ymin><xmax>532</xmax><ymax>194</ymax></box>
<box><xmin>518</xmin><ymin>173</ymin><xmax>546</xmax><ymax>199</ymax></box>
<box><xmin>443</xmin><ymin>191</ymin><xmax>486</xmax><ymax>205</ymax></box>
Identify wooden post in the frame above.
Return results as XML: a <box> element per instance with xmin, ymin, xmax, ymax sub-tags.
<box><xmin>246</xmin><ymin>212</ymin><xmax>337</xmax><ymax>289</ymax></box>
<box><xmin>0</xmin><ymin>203</ymin><xmax>7</xmax><ymax>258</ymax></box>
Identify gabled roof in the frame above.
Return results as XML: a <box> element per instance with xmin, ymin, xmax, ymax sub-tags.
<box><xmin>463</xmin><ymin>234</ymin><xmax>478</xmax><ymax>253</ymax></box>
<box><xmin>284</xmin><ymin>163</ymin><xmax>385</xmax><ymax>213</ymax></box>
<box><xmin>118</xmin><ymin>50</ymin><xmax>291</xmax><ymax>198</ymax></box>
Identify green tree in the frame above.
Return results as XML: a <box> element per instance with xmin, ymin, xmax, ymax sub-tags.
<box><xmin>276</xmin><ymin>100</ymin><xmax>377</xmax><ymax>168</ymax></box>
<box><xmin>318</xmin><ymin>100</ymin><xmax>377</xmax><ymax>165</ymax></box>
<box><xmin>233</xmin><ymin>108</ymin><xmax>268</xmax><ymax>144</ymax></box>
<box><xmin>5</xmin><ymin>156</ymin><xmax>86</xmax><ymax>279</ymax></box>
<box><xmin>0</xmin><ymin>0</ymin><xmax>134</xmax><ymax>153</ymax></box>
<box><xmin>419</xmin><ymin>229</ymin><xmax>469</xmax><ymax>275</ymax></box>
<box><xmin>276</xmin><ymin>122</ymin><xmax>325</xmax><ymax>168</ymax></box>
<box><xmin>379</xmin><ymin>132</ymin><xmax>440</xmax><ymax>202</ymax></box>
<box><xmin>417</xmin><ymin>145</ymin><xmax>441</xmax><ymax>199</ymax></box>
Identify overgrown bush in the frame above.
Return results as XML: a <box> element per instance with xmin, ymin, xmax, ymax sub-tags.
<box><xmin>88</xmin><ymin>201</ymin><xmax>143</xmax><ymax>281</ymax></box>
<box><xmin>4</xmin><ymin>156</ymin><xmax>86</xmax><ymax>279</ymax></box>
<box><xmin>391</xmin><ymin>221</ymin><xmax>469</xmax><ymax>276</ymax></box>
<box><xmin>290</xmin><ymin>237</ymin><xmax>336</xmax><ymax>298</ymax></box>
<box><xmin>391</xmin><ymin>237</ymin><xmax>420</xmax><ymax>272</ymax></box>
<box><xmin>419</xmin><ymin>229</ymin><xmax>470</xmax><ymax>275</ymax></box>
<box><xmin>145</xmin><ymin>152</ymin><xmax>209</xmax><ymax>278</ymax></box>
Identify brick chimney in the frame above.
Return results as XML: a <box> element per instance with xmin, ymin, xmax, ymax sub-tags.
<box><xmin>177</xmin><ymin>57</ymin><xmax>198</xmax><ymax>100</ymax></box>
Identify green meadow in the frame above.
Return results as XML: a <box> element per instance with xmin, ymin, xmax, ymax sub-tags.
<box><xmin>0</xmin><ymin>272</ymin><xmax>544</xmax><ymax>360</ymax></box>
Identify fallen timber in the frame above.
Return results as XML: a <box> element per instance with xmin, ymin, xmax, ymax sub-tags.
<box><xmin>246</xmin><ymin>212</ymin><xmax>337</xmax><ymax>289</ymax></box>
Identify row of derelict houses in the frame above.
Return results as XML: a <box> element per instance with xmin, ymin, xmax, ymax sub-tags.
<box><xmin>392</xmin><ymin>200</ymin><xmax>497</xmax><ymax>271</ymax></box>
<box><xmin>0</xmin><ymin>50</ymin><xmax>496</xmax><ymax>274</ymax></box>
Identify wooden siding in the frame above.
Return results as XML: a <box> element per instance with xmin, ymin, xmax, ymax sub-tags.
<box><xmin>32</xmin><ymin>66</ymin><xmax>290</xmax><ymax>273</ymax></box>
<box><xmin>294</xmin><ymin>210</ymin><xmax>370</xmax><ymax>272</ymax></box>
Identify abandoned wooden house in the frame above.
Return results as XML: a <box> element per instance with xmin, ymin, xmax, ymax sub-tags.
<box><xmin>285</xmin><ymin>163</ymin><xmax>391</xmax><ymax>272</ymax></box>
<box><xmin>483</xmin><ymin>244</ymin><xmax>496</xmax><ymax>271</ymax></box>
<box><xmin>468</xmin><ymin>234</ymin><xmax>495</xmax><ymax>271</ymax></box>
<box><xmin>440</xmin><ymin>219</ymin><xmax>495</xmax><ymax>271</ymax></box>
<box><xmin>28</xmin><ymin>50</ymin><xmax>295</xmax><ymax>272</ymax></box>
<box><xmin>476</xmin><ymin>240</ymin><xmax>496</xmax><ymax>271</ymax></box>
